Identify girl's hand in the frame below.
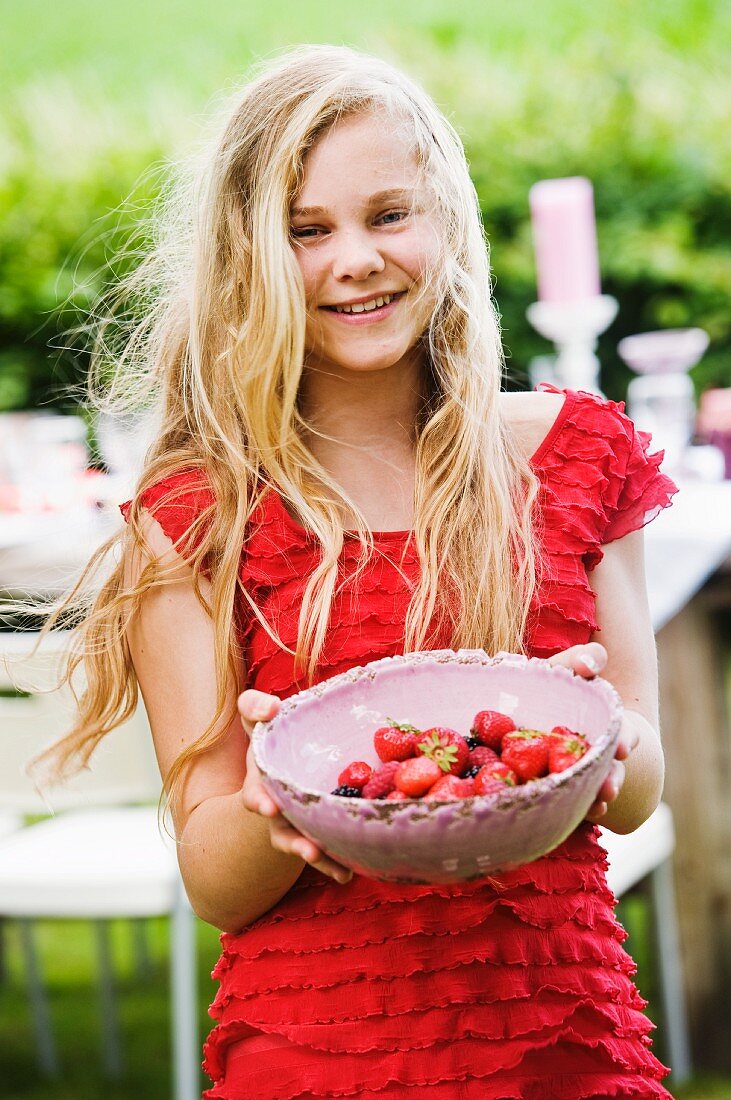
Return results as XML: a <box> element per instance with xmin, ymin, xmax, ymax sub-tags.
<box><xmin>546</xmin><ymin>644</ymin><xmax>639</xmax><ymax>823</ymax></box>
<box><xmin>238</xmin><ymin>689</ymin><xmax>353</xmax><ymax>884</ymax></box>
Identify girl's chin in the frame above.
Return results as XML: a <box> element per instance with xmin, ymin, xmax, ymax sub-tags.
<box><xmin>304</xmin><ymin>338</ymin><xmax>425</xmax><ymax>376</ymax></box>
<box><xmin>307</xmin><ymin>354</ymin><xmax>419</xmax><ymax>375</ymax></box>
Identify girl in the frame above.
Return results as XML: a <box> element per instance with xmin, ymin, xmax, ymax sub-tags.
<box><xmin>45</xmin><ymin>45</ymin><xmax>676</xmax><ymax>1098</ymax></box>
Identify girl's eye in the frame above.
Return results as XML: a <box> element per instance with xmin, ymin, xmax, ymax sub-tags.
<box><xmin>290</xmin><ymin>226</ymin><xmax>323</xmax><ymax>240</ymax></box>
<box><xmin>377</xmin><ymin>210</ymin><xmax>407</xmax><ymax>226</ymax></box>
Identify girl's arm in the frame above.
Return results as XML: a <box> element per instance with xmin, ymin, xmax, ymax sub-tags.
<box><xmin>551</xmin><ymin>527</ymin><xmax>664</xmax><ymax>835</ymax></box>
<box><xmin>587</xmin><ymin>526</ymin><xmax>664</xmax><ymax>833</ymax></box>
<box><xmin>124</xmin><ymin>513</ymin><xmax>346</xmax><ymax>934</ymax></box>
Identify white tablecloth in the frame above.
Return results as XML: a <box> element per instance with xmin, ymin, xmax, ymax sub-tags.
<box><xmin>644</xmin><ymin>480</ymin><xmax>731</xmax><ymax>631</ymax></box>
<box><xmin>0</xmin><ymin>515</ymin><xmax>55</xmax><ymax>551</ymax></box>
<box><xmin>0</xmin><ymin>507</ymin><xmax>118</xmax><ymax>597</ymax></box>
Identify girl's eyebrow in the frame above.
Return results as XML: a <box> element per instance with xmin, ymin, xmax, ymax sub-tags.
<box><xmin>290</xmin><ymin>188</ymin><xmax>416</xmax><ymax>218</ymax></box>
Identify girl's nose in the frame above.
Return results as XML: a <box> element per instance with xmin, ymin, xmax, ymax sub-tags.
<box><xmin>330</xmin><ymin>229</ymin><xmax>386</xmax><ymax>282</ymax></box>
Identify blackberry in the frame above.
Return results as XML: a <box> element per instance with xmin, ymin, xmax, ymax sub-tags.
<box><xmin>465</xmin><ymin>736</ymin><xmax>480</xmax><ymax>750</ymax></box>
<box><xmin>332</xmin><ymin>785</ymin><xmax>362</xmax><ymax>797</ymax></box>
<box><xmin>463</xmin><ymin>765</ymin><xmax>481</xmax><ymax>778</ymax></box>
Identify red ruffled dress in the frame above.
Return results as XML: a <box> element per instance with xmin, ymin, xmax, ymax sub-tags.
<box><xmin>122</xmin><ymin>386</ymin><xmax>678</xmax><ymax>1099</ymax></box>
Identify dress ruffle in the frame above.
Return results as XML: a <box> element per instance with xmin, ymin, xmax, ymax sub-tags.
<box><xmin>119</xmin><ymin>390</ymin><xmax>677</xmax><ymax>1099</ymax></box>
<box><xmin>119</xmin><ymin>468</ymin><xmax>215</xmax><ymax>559</ymax></box>
<box><xmin>535</xmin><ymin>383</ymin><xmax>679</xmax><ymax>556</ymax></box>
<box><xmin>202</xmin><ymin>828</ymin><xmax>669</xmax><ymax>1098</ymax></box>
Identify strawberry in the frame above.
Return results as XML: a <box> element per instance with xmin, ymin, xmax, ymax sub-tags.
<box><xmin>386</xmin><ymin>789</ymin><xmax>409</xmax><ymax>801</ymax></box>
<box><xmin>361</xmin><ymin>761</ymin><xmax>400</xmax><ymax>799</ymax></box>
<box><xmin>416</xmin><ymin>727</ymin><xmax>470</xmax><ymax>776</ymax></box>
<box><xmin>474</xmin><ymin>764</ymin><xmax>517</xmax><ymax>795</ymax></box>
<box><xmin>468</xmin><ymin>745</ymin><xmax>500</xmax><ymax>771</ymax></box>
<box><xmin>337</xmin><ymin>761</ymin><xmax>373</xmax><ymax>790</ymax></box>
<box><xmin>477</xmin><ymin>760</ymin><xmax>518</xmax><ymax>787</ymax></box>
<box><xmin>373</xmin><ymin>719</ymin><xmax>421</xmax><ymax>762</ymax></box>
<box><xmin>395</xmin><ymin>756</ymin><xmax>443</xmax><ymax>797</ymax></box>
<box><xmin>549</xmin><ymin>733</ymin><xmax>589</xmax><ymax>774</ymax></box>
<box><xmin>474</xmin><ymin>773</ymin><xmax>507</xmax><ymax>796</ymax></box>
<box><xmin>501</xmin><ymin>730</ymin><xmax>551</xmax><ymax>781</ymax></box>
<box><xmin>425</xmin><ymin>774</ymin><xmax>475</xmax><ymax>801</ymax></box>
<box><xmin>470</xmin><ymin>710</ymin><xmax>516</xmax><ymax>751</ymax></box>
<box><xmin>551</xmin><ymin>725</ymin><xmax>587</xmax><ymax>743</ymax></box>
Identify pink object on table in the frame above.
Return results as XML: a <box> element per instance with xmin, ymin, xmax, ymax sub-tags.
<box><xmin>698</xmin><ymin>388</ymin><xmax>731</xmax><ymax>479</ymax></box>
<box><xmin>698</xmin><ymin>388</ymin><xmax>731</xmax><ymax>431</ymax></box>
<box><xmin>529</xmin><ymin>176</ymin><xmax>601</xmax><ymax>303</ymax></box>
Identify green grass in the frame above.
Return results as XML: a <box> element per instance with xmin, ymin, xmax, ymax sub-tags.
<box><xmin>0</xmin><ymin>897</ymin><xmax>729</xmax><ymax>1099</ymax></box>
<box><xmin>0</xmin><ymin>915</ymin><xmax>222</xmax><ymax>1098</ymax></box>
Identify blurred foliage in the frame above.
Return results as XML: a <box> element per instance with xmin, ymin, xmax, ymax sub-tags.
<box><xmin>0</xmin><ymin>1</ymin><xmax>730</xmax><ymax>411</ymax></box>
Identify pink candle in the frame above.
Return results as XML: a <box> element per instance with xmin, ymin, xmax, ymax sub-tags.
<box><xmin>529</xmin><ymin>177</ymin><xmax>601</xmax><ymax>303</ymax></box>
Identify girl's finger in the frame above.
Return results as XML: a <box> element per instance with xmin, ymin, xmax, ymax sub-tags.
<box><xmin>585</xmin><ymin>800</ymin><xmax>608</xmax><ymax>822</ymax></box>
<box><xmin>614</xmin><ymin>740</ymin><xmax>631</xmax><ymax>762</ymax></box>
<box><xmin>238</xmin><ymin>689</ymin><xmax>281</xmax><ymax>734</ymax></box>
<box><xmin>268</xmin><ymin>818</ymin><xmax>313</xmax><ymax>856</ymax></box>
<box><xmin>269</xmin><ymin>820</ymin><xmax>352</xmax><ymax>883</ymax></box>
<box><xmin>600</xmin><ymin>760</ymin><xmax>625</xmax><ymax>804</ymax></box>
<box><xmin>311</xmin><ymin>857</ymin><xmax>353</xmax><ymax>885</ymax></box>
<box><xmin>547</xmin><ymin>643</ymin><xmax>608</xmax><ymax>679</ymax></box>
<box><xmin>585</xmin><ymin>759</ymin><xmax>627</xmax><ymax>822</ymax></box>
<box><xmin>241</xmin><ymin>746</ymin><xmax>281</xmax><ymax>816</ymax></box>
<box><xmin>614</xmin><ymin>715</ymin><xmax>640</xmax><ymax>762</ymax></box>
<box><xmin>241</xmin><ymin>781</ymin><xmax>281</xmax><ymax>817</ymax></box>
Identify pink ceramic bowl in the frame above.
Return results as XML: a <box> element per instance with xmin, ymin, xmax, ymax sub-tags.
<box><xmin>251</xmin><ymin>650</ymin><xmax>623</xmax><ymax>884</ymax></box>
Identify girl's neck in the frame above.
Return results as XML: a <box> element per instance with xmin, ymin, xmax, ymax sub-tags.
<box><xmin>298</xmin><ymin>352</ymin><xmax>425</xmax><ymax>465</ymax></box>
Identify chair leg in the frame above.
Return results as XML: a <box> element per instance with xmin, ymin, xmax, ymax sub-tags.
<box><xmin>94</xmin><ymin>920</ymin><xmax>123</xmax><ymax>1079</ymax></box>
<box><xmin>649</xmin><ymin>859</ymin><xmax>692</xmax><ymax>1085</ymax></box>
<box><xmin>132</xmin><ymin>918</ymin><xmax>153</xmax><ymax>981</ymax></box>
<box><xmin>171</xmin><ymin>875</ymin><xmax>200</xmax><ymax>1100</ymax></box>
<box><xmin>18</xmin><ymin>919</ymin><xmax>60</xmax><ymax>1078</ymax></box>
<box><xmin>0</xmin><ymin>918</ymin><xmax>7</xmax><ymax>985</ymax></box>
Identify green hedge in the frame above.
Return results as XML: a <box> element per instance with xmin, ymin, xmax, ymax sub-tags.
<box><xmin>1</xmin><ymin>21</ymin><xmax>729</xmax><ymax>411</ymax></box>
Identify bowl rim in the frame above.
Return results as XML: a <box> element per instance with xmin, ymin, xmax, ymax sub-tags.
<box><xmin>250</xmin><ymin>649</ymin><xmax>624</xmax><ymax>807</ymax></box>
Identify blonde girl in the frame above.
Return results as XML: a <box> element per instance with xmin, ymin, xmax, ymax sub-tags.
<box><xmin>43</xmin><ymin>45</ymin><xmax>675</xmax><ymax>1098</ymax></box>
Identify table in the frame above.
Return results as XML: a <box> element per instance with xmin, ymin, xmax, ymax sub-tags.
<box><xmin>644</xmin><ymin>480</ymin><xmax>731</xmax><ymax>1069</ymax></box>
<box><xmin>645</xmin><ymin>480</ymin><xmax>731</xmax><ymax>631</ymax></box>
<box><xmin>0</xmin><ymin>507</ymin><xmax>117</xmax><ymax>597</ymax></box>
<box><xmin>0</xmin><ymin>514</ymin><xmax>55</xmax><ymax>551</ymax></box>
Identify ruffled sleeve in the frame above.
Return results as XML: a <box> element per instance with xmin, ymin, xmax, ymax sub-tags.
<box><xmin>119</xmin><ymin>469</ymin><xmax>215</xmax><ymax>564</ymax></box>
<box><xmin>535</xmin><ymin>383</ymin><xmax>678</xmax><ymax>550</ymax></box>
<box><xmin>120</xmin><ymin>470</ymin><xmax>256</xmax><ymax>646</ymax></box>
<box><xmin>599</xmin><ymin>404</ymin><xmax>679</xmax><ymax>545</ymax></box>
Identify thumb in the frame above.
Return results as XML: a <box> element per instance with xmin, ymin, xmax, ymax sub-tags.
<box><xmin>547</xmin><ymin>643</ymin><xmax>607</xmax><ymax>678</ymax></box>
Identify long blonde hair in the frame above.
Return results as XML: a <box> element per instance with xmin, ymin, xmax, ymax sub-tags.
<box><xmin>30</xmin><ymin>45</ymin><xmax>543</xmax><ymax>808</ymax></box>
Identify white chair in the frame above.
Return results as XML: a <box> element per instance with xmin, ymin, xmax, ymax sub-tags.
<box><xmin>599</xmin><ymin>803</ymin><xmax>691</xmax><ymax>1086</ymax></box>
<box><xmin>0</xmin><ymin>630</ymin><xmax>200</xmax><ymax>1100</ymax></box>
<box><xmin>0</xmin><ymin>809</ymin><xmax>22</xmax><ymax>985</ymax></box>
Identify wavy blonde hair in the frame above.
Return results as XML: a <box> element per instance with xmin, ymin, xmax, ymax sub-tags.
<box><xmin>30</xmin><ymin>44</ymin><xmax>543</xmax><ymax>809</ymax></box>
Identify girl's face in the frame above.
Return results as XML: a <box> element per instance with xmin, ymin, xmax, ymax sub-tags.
<box><xmin>290</xmin><ymin>112</ymin><xmax>440</xmax><ymax>378</ymax></box>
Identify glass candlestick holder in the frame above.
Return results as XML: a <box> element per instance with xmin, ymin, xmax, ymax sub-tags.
<box><xmin>618</xmin><ymin>328</ymin><xmax>710</xmax><ymax>477</ymax></box>
<box><xmin>526</xmin><ymin>294</ymin><xmax>618</xmax><ymax>394</ymax></box>
<box><xmin>617</xmin><ymin>328</ymin><xmax>709</xmax><ymax>376</ymax></box>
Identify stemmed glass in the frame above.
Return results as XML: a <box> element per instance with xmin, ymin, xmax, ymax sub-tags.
<box><xmin>617</xmin><ymin>328</ymin><xmax>709</xmax><ymax>473</ymax></box>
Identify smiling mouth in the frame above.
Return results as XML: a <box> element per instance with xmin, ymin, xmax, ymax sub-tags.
<box><xmin>321</xmin><ymin>291</ymin><xmax>406</xmax><ymax>314</ymax></box>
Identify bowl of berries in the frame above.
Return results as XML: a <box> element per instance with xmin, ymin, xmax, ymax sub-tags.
<box><xmin>251</xmin><ymin>649</ymin><xmax>623</xmax><ymax>884</ymax></box>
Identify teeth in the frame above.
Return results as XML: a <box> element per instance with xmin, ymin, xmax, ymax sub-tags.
<box><xmin>334</xmin><ymin>294</ymin><xmax>395</xmax><ymax>314</ymax></box>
